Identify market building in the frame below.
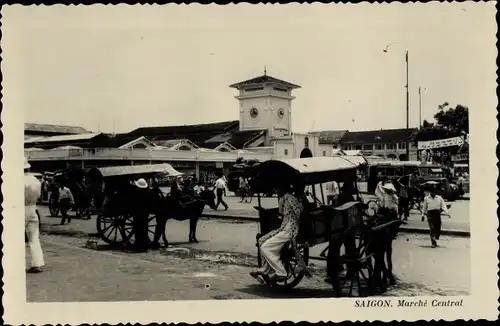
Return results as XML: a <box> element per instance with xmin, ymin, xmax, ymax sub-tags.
<box><xmin>25</xmin><ymin>71</ymin><xmax>325</xmax><ymax>177</ymax></box>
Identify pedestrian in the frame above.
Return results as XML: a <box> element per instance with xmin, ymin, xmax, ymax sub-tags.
<box><xmin>214</xmin><ymin>174</ymin><xmax>228</xmax><ymax>211</ymax></box>
<box><xmin>375</xmin><ymin>176</ymin><xmax>389</xmax><ymax>201</ymax></box>
<box><xmin>422</xmin><ymin>185</ymin><xmax>450</xmax><ymax>248</ymax></box>
<box><xmin>325</xmin><ymin>180</ymin><xmax>340</xmax><ymax>206</ymax></box>
<box><xmin>132</xmin><ymin>178</ymin><xmax>150</xmax><ymax>252</ymax></box>
<box><xmin>58</xmin><ymin>183</ymin><xmax>74</xmax><ymax>225</ymax></box>
<box><xmin>396</xmin><ymin>175</ymin><xmax>410</xmax><ymax>221</ymax></box>
<box><xmin>378</xmin><ymin>183</ymin><xmax>399</xmax><ymax>220</ymax></box>
<box><xmin>456</xmin><ymin>173</ymin><xmax>466</xmax><ymax>197</ymax></box>
<box><xmin>222</xmin><ymin>174</ymin><xmax>228</xmax><ymax>197</ymax></box>
<box><xmin>25</xmin><ymin>158</ymin><xmax>45</xmax><ymax>273</ymax></box>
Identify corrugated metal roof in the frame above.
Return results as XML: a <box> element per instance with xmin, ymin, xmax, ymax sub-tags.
<box><xmin>24</xmin><ymin>133</ymin><xmax>102</xmax><ymax>144</ymax></box>
<box><xmin>25</xmin><ymin>123</ymin><xmax>89</xmax><ymax>134</ymax></box>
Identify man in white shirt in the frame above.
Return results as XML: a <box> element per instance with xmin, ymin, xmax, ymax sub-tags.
<box><xmin>214</xmin><ymin>174</ymin><xmax>228</xmax><ymax>211</ymax></box>
<box><xmin>25</xmin><ymin>158</ymin><xmax>45</xmax><ymax>273</ymax></box>
<box><xmin>325</xmin><ymin>180</ymin><xmax>339</xmax><ymax>206</ymax></box>
<box><xmin>58</xmin><ymin>183</ymin><xmax>75</xmax><ymax>225</ymax></box>
<box><xmin>422</xmin><ymin>185</ymin><xmax>450</xmax><ymax>247</ymax></box>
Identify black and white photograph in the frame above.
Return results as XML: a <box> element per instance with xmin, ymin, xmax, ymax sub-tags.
<box><xmin>2</xmin><ymin>2</ymin><xmax>498</xmax><ymax>324</ymax></box>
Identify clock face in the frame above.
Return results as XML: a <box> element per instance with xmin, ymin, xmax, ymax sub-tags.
<box><xmin>277</xmin><ymin>108</ymin><xmax>285</xmax><ymax>119</ymax></box>
<box><xmin>250</xmin><ymin>107</ymin><xmax>259</xmax><ymax>119</ymax></box>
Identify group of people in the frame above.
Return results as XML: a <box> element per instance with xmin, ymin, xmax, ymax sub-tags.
<box><xmin>374</xmin><ymin>175</ymin><xmax>450</xmax><ymax>247</ymax></box>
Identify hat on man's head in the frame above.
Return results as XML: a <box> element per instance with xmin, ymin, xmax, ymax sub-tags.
<box><xmin>134</xmin><ymin>178</ymin><xmax>148</xmax><ymax>189</ymax></box>
<box><xmin>382</xmin><ymin>183</ymin><xmax>396</xmax><ymax>192</ymax></box>
<box><xmin>24</xmin><ymin>157</ymin><xmax>31</xmax><ymax>170</ymax></box>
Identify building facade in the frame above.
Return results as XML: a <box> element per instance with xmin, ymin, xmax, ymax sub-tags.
<box><xmin>338</xmin><ymin>128</ymin><xmax>419</xmax><ymax>161</ymax></box>
<box><xmin>24</xmin><ymin>72</ymin><xmax>322</xmax><ymax>176</ymax></box>
<box><xmin>25</xmin><ymin>72</ymin><xmax>422</xmax><ymax>177</ymax></box>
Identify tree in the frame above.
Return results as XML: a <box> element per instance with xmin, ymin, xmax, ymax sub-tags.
<box><xmin>433</xmin><ymin>102</ymin><xmax>469</xmax><ymax>135</ymax></box>
<box><xmin>414</xmin><ymin>103</ymin><xmax>469</xmax><ymax>160</ymax></box>
<box><xmin>415</xmin><ymin>102</ymin><xmax>469</xmax><ymax>143</ymax></box>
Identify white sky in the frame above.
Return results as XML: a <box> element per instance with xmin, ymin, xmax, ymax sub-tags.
<box><xmin>2</xmin><ymin>3</ymin><xmax>497</xmax><ymax>133</ymax></box>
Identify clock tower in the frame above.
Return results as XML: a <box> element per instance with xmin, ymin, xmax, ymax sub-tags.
<box><xmin>229</xmin><ymin>70</ymin><xmax>301</xmax><ymax>138</ymax></box>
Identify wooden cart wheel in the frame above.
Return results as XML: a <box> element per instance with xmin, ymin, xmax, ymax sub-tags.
<box><xmin>96</xmin><ymin>213</ymin><xmax>134</xmax><ymax>245</ymax></box>
<box><xmin>262</xmin><ymin>242</ymin><xmax>310</xmax><ymax>290</ymax></box>
<box><xmin>126</xmin><ymin>214</ymin><xmax>159</xmax><ymax>246</ymax></box>
<box><xmin>340</xmin><ymin>224</ymin><xmax>375</xmax><ymax>297</ymax></box>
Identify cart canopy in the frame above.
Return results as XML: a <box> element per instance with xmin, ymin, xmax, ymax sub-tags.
<box><xmin>86</xmin><ymin>163</ymin><xmax>183</xmax><ymax>180</ymax></box>
<box><xmin>251</xmin><ymin>156</ymin><xmax>367</xmax><ymax>192</ymax></box>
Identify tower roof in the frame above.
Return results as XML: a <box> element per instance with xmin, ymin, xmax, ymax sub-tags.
<box><xmin>229</xmin><ymin>74</ymin><xmax>301</xmax><ymax>89</ymax></box>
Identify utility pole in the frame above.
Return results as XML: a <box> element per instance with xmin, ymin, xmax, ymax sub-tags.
<box><xmin>384</xmin><ymin>43</ymin><xmax>411</xmax><ymax>161</ymax></box>
<box><xmin>418</xmin><ymin>86</ymin><xmax>422</xmax><ymax>129</ymax></box>
<box><xmin>405</xmin><ymin>50</ymin><xmax>410</xmax><ymax>161</ymax></box>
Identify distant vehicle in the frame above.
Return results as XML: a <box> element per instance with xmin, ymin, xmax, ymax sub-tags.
<box><xmin>367</xmin><ymin>161</ymin><xmax>459</xmax><ymax>200</ymax></box>
<box><xmin>367</xmin><ymin>161</ymin><xmax>443</xmax><ymax>193</ymax></box>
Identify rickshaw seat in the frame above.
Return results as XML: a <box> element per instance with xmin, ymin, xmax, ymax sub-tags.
<box><xmin>298</xmin><ymin>204</ymin><xmax>336</xmax><ymax>245</ymax></box>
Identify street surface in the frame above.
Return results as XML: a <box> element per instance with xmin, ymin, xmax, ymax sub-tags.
<box><xmin>28</xmin><ymin>199</ymin><xmax>471</xmax><ymax>302</ymax></box>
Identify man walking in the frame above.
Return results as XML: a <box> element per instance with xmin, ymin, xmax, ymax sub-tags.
<box><xmin>58</xmin><ymin>183</ymin><xmax>74</xmax><ymax>225</ymax></box>
<box><xmin>422</xmin><ymin>185</ymin><xmax>450</xmax><ymax>248</ymax></box>
<box><xmin>214</xmin><ymin>174</ymin><xmax>228</xmax><ymax>211</ymax></box>
<box><xmin>25</xmin><ymin>158</ymin><xmax>45</xmax><ymax>273</ymax></box>
<box><xmin>396</xmin><ymin>175</ymin><xmax>410</xmax><ymax>221</ymax></box>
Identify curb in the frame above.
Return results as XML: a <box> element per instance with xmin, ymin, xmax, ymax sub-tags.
<box><xmin>201</xmin><ymin>213</ymin><xmax>470</xmax><ymax>237</ymax></box>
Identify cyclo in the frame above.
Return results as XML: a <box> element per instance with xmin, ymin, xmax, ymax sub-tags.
<box><xmin>250</xmin><ymin>156</ymin><xmax>404</xmax><ymax>297</ymax></box>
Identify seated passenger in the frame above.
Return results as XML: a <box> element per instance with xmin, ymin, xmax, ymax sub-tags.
<box><xmin>250</xmin><ymin>183</ymin><xmax>310</xmax><ymax>282</ymax></box>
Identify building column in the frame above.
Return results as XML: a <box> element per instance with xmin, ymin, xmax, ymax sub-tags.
<box><xmin>81</xmin><ymin>160</ymin><xmax>85</xmax><ymax>169</ymax></box>
<box><xmin>195</xmin><ymin>161</ymin><xmax>200</xmax><ymax>180</ymax></box>
<box><xmin>131</xmin><ymin>160</ymin><xmax>134</xmax><ymax>166</ymax></box>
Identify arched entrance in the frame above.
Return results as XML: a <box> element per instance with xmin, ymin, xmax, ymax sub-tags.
<box><xmin>300</xmin><ymin>148</ymin><xmax>313</xmax><ymax>158</ymax></box>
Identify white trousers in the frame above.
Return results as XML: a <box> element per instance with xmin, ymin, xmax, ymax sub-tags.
<box><xmin>259</xmin><ymin>230</ymin><xmax>291</xmax><ymax>277</ymax></box>
<box><xmin>25</xmin><ymin>205</ymin><xmax>44</xmax><ymax>268</ymax></box>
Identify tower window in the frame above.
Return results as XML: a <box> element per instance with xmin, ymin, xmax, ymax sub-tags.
<box><xmin>246</xmin><ymin>87</ymin><xmax>264</xmax><ymax>92</ymax></box>
<box><xmin>284</xmin><ymin>149</ymin><xmax>288</xmax><ymax>155</ymax></box>
<box><xmin>273</xmin><ymin>87</ymin><xmax>288</xmax><ymax>92</ymax></box>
